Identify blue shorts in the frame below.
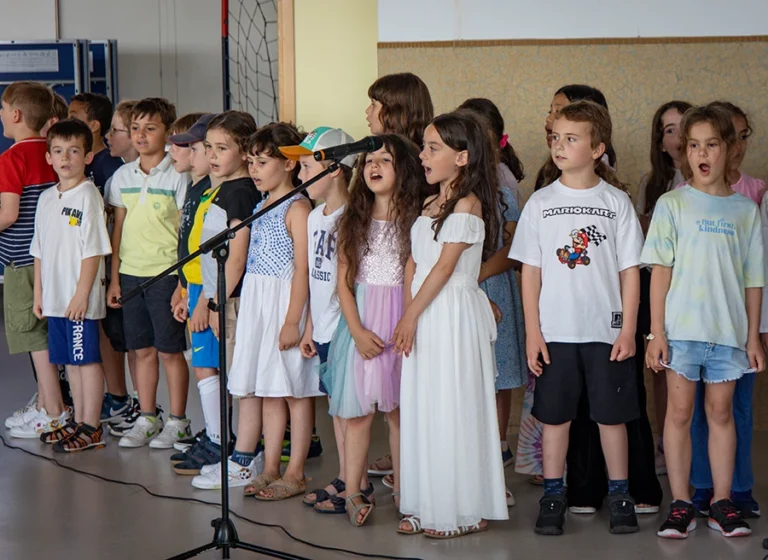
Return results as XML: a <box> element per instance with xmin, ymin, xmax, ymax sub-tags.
<box><xmin>316</xmin><ymin>341</ymin><xmax>330</xmax><ymax>394</ymax></box>
<box><xmin>665</xmin><ymin>340</ymin><xmax>753</xmax><ymax>384</ymax></box>
<box><xmin>48</xmin><ymin>318</ymin><xmax>102</xmax><ymax>366</ymax></box>
<box><xmin>188</xmin><ymin>283</ymin><xmax>219</xmax><ymax>369</ymax></box>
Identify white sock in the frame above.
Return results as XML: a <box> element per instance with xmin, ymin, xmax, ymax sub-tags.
<box><xmin>198</xmin><ymin>376</ymin><xmax>221</xmax><ymax>445</ymax></box>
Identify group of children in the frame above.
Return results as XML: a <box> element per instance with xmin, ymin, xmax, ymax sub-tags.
<box><xmin>0</xmin><ymin>72</ymin><xmax>765</xmax><ymax>541</ymax></box>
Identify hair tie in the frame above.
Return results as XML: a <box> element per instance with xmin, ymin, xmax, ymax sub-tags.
<box><xmin>499</xmin><ymin>134</ymin><xmax>509</xmax><ymax>149</ymax></box>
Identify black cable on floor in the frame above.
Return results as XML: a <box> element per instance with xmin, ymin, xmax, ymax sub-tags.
<box><xmin>0</xmin><ymin>435</ymin><xmax>423</xmax><ymax>560</ymax></box>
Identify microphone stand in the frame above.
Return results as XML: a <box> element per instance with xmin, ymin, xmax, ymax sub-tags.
<box><xmin>120</xmin><ymin>161</ymin><xmax>341</xmax><ymax>560</ymax></box>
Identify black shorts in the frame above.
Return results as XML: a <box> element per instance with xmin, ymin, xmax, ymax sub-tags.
<box><xmin>532</xmin><ymin>342</ymin><xmax>640</xmax><ymax>426</ymax></box>
<box><xmin>102</xmin><ymin>306</ymin><xmax>127</xmax><ymax>353</ymax></box>
<box><xmin>119</xmin><ymin>273</ymin><xmax>187</xmax><ymax>354</ymax></box>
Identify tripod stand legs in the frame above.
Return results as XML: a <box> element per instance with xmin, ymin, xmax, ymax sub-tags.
<box><xmin>166</xmin><ymin>516</ymin><xmax>310</xmax><ymax>560</ymax></box>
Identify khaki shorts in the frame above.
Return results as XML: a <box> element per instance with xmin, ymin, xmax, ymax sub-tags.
<box><xmin>3</xmin><ymin>263</ymin><xmax>48</xmax><ymax>354</ymax></box>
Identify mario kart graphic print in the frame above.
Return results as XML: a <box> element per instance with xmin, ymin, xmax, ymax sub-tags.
<box><xmin>556</xmin><ymin>225</ymin><xmax>607</xmax><ymax>269</ymax></box>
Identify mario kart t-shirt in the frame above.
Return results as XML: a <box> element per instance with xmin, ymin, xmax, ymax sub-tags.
<box><xmin>509</xmin><ymin>179</ymin><xmax>643</xmax><ymax>345</ymax></box>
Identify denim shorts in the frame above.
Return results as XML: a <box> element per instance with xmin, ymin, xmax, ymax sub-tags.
<box><xmin>316</xmin><ymin>341</ymin><xmax>330</xmax><ymax>395</ymax></box>
<box><xmin>664</xmin><ymin>340</ymin><xmax>754</xmax><ymax>384</ymax></box>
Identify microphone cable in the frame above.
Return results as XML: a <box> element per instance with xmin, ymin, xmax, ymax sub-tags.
<box><xmin>0</xmin><ymin>435</ymin><xmax>423</xmax><ymax>560</ymax></box>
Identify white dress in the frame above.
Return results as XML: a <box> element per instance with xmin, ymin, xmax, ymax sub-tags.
<box><xmin>228</xmin><ymin>194</ymin><xmax>321</xmax><ymax>398</ymax></box>
<box><xmin>400</xmin><ymin>213</ymin><xmax>508</xmax><ymax>531</ymax></box>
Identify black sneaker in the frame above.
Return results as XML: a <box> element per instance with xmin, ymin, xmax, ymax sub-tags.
<box><xmin>173</xmin><ymin>435</ymin><xmax>222</xmax><ymax>475</ymax></box>
<box><xmin>173</xmin><ymin>428</ymin><xmax>205</xmax><ymax>453</ymax></box>
<box><xmin>606</xmin><ymin>493</ymin><xmax>639</xmax><ymax>534</ymax></box>
<box><xmin>708</xmin><ymin>499</ymin><xmax>751</xmax><ymax>537</ymax></box>
<box><xmin>535</xmin><ymin>494</ymin><xmax>567</xmax><ymax>536</ymax></box>
<box><xmin>657</xmin><ymin>500</ymin><xmax>697</xmax><ymax>539</ymax></box>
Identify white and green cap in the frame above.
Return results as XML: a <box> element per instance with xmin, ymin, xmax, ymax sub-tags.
<box><xmin>279</xmin><ymin>126</ymin><xmax>357</xmax><ymax>168</ymax></box>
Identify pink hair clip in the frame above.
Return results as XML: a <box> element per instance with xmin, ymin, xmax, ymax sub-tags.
<box><xmin>499</xmin><ymin>133</ymin><xmax>509</xmax><ymax>148</ymax></box>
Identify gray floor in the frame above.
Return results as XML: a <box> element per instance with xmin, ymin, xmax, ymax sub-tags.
<box><xmin>1</xmin><ymin>307</ymin><xmax>767</xmax><ymax>559</ymax></box>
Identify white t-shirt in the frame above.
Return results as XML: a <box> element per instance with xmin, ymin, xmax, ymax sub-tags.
<box><xmin>307</xmin><ymin>203</ymin><xmax>345</xmax><ymax>343</ymax></box>
<box><xmin>30</xmin><ymin>180</ymin><xmax>112</xmax><ymax>320</ymax></box>
<box><xmin>509</xmin><ymin>180</ymin><xmax>644</xmax><ymax>344</ymax></box>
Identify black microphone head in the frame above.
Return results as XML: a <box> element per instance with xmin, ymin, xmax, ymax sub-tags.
<box><xmin>365</xmin><ymin>136</ymin><xmax>385</xmax><ymax>152</ymax></box>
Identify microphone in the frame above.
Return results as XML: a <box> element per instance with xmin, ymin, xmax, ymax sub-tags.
<box><xmin>314</xmin><ymin>136</ymin><xmax>384</xmax><ymax>162</ymax></box>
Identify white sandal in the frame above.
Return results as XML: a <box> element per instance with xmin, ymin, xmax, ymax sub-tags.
<box><xmin>424</xmin><ymin>522</ymin><xmax>488</xmax><ymax>540</ymax></box>
<box><xmin>396</xmin><ymin>516</ymin><xmax>423</xmax><ymax>535</ymax></box>
<box><xmin>506</xmin><ymin>487</ymin><xmax>516</xmax><ymax>507</ymax></box>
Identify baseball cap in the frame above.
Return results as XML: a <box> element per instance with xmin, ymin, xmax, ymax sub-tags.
<box><xmin>279</xmin><ymin>126</ymin><xmax>357</xmax><ymax>168</ymax></box>
<box><xmin>169</xmin><ymin>113</ymin><xmax>218</xmax><ymax>146</ymax></box>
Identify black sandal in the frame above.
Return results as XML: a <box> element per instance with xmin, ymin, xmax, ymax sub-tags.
<box><xmin>302</xmin><ymin>478</ymin><xmax>345</xmax><ymax>507</ymax></box>
<box><xmin>315</xmin><ymin>482</ymin><xmax>374</xmax><ymax>514</ymax></box>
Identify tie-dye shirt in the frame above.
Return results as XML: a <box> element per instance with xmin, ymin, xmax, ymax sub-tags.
<box><xmin>641</xmin><ymin>185</ymin><xmax>765</xmax><ymax>350</ymax></box>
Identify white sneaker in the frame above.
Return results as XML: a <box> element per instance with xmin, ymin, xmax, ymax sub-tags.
<box><xmin>5</xmin><ymin>392</ymin><xmax>39</xmax><ymax>429</ymax></box>
<box><xmin>149</xmin><ymin>417</ymin><xmax>192</xmax><ymax>449</ymax></box>
<box><xmin>192</xmin><ymin>457</ymin><xmax>255</xmax><ymax>490</ymax></box>
<box><xmin>9</xmin><ymin>407</ymin><xmax>69</xmax><ymax>439</ymax></box>
<box><xmin>200</xmin><ymin>450</ymin><xmax>264</xmax><ymax>476</ymax></box>
<box><xmin>118</xmin><ymin>415</ymin><xmax>164</xmax><ymax>448</ymax></box>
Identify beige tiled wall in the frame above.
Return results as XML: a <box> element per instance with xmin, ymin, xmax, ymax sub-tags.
<box><xmin>379</xmin><ymin>39</ymin><xmax>768</xmax><ymax>432</ymax></box>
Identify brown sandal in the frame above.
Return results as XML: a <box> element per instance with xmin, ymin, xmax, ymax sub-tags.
<box><xmin>368</xmin><ymin>454</ymin><xmax>393</xmax><ymax>476</ymax></box>
<box><xmin>243</xmin><ymin>474</ymin><xmax>278</xmax><ymax>497</ymax></box>
<box><xmin>254</xmin><ymin>477</ymin><xmax>308</xmax><ymax>501</ymax></box>
<box><xmin>346</xmin><ymin>493</ymin><xmax>374</xmax><ymax>526</ymax></box>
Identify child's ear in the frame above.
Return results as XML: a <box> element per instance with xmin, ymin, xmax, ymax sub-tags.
<box><xmin>592</xmin><ymin>142</ymin><xmax>606</xmax><ymax>161</ymax></box>
<box><xmin>455</xmin><ymin>150</ymin><xmax>469</xmax><ymax>168</ymax></box>
<box><xmin>84</xmin><ymin>151</ymin><xmax>95</xmax><ymax>165</ymax></box>
<box><xmin>45</xmin><ymin>151</ymin><xmax>53</xmax><ymax>166</ymax></box>
<box><xmin>285</xmin><ymin>158</ymin><xmax>297</xmax><ymax>172</ymax></box>
<box><xmin>10</xmin><ymin>107</ymin><xmax>22</xmax><ymax>125</ymax></box>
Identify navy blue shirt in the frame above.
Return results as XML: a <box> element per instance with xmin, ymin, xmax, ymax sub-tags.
<box><xmin>87</xmin><ymin>148</ymin><xmax>124</xmax><ymax>195</ymax></box>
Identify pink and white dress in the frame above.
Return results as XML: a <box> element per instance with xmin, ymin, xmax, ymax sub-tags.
<box><xmin>320</xmin><ymin>219</ymin><xmax>404</xmax><ymax>418</ymax></box>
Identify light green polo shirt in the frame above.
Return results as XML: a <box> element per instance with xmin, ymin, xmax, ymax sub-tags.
<box><xmin>107</xmin><ymin>154</ymin><xmax>189</xmax><ymax>277</ymax></box>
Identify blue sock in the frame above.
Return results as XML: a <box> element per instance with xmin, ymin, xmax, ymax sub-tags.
<box><xmin>608</xmin><ymin>479</ymin><xmax>629</xmax><ymax>496</ymax></box>
<box><xmin>543</xmin><ymin>477</ymin><xmax>565</xmax><ymax>496</ymax></box>
<box><xmin>230</xmin><ymin>450</ymin><xmax>254</xmax><ymax>467</ymax></box>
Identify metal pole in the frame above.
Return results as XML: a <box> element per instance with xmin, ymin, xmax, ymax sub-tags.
<box><xmin>221</xmin><ymin>0</ymin><xmax>231</xmax><ymax>111</ymax></box>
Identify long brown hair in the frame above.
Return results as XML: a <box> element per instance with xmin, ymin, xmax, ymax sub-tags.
<box><xmin>428</xmin><ymin>110</ymin><xmax>501</xmax><ymax>260</ymax></box>
<box><xmin>680</xmin><ymin>103</ymin><xmax>737</xmax><ymax>180</ymax></box>
<box><xmin>368</xmin><ymin>73</ymin><xmax>434</xmax><ymax>146</ymax></box>
<box><xmin>459</xmin><ymin>97</ymin><xmax>525</xmax><ymax>182</ymax></box>
<box><xmin>643</xmin><ymin>100</ymin><xmax>692</xmax><ymax>214</ymax></box>
<box><xmin>337</xmin><ymin>134</ymin><xmax>425</xmax><ymax>290</ymax></box>
<box><xmin>540</xmin><ymin>101</ymin><xmax>628</xmax><ymax>193</ymax></box>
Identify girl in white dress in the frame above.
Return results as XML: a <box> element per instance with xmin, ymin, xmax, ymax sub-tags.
<box><xmin>203</xmin><ymin>123</ymin><xmax>321</xmax><ymax>500</ymax></box>
<box><xmin>394</xmin><ymin>111</ymin><xmax>508</xmax><ymax>538</ymax></box>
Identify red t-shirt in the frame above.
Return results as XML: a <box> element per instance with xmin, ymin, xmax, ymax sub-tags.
<box><xmin>0</xmin><ymin>138</ymin><xmax>57</xmax><ymax>267</ymax></box>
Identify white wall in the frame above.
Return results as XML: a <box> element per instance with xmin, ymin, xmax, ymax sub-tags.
<box><xmin>379</xmin><ymin>0</ymin><xmax>768</xmax><ymax>41</ymax></box>
<box><xmin>0</xmin><ymin>0</ymin><xmax>223</xmax><ymax>114</ymax></box>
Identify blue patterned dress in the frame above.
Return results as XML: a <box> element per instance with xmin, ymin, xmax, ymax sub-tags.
<box><xmin>479</xmin><ymin>168</ymin><xmax>526</xmax><ymax>391</ymax></box>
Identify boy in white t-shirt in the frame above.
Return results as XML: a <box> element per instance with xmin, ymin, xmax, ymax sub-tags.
<box><xmin>510</xmin><ymin>101</ymin><xmax>644</xmax><ymax>536</ymax></box>
<box><xmin>280</xmin><ymin>127</ymin><xmax>355</xmax><ymax>509</ymax></box>
<box><xmin>30</xmin><ymin>118</ymin><xmax>112</xmax><ymax>452</ymax></box>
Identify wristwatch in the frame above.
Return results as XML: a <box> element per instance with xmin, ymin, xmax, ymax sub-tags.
<box><xmin>207</xmin><ymin>298</ymin><xmax>220</xmax><ymax>312</ymax></box>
